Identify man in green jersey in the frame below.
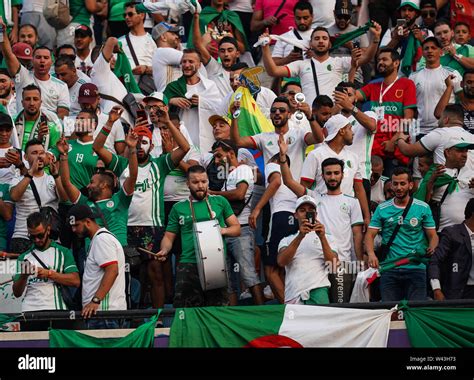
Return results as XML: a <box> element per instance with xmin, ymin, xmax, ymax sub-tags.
<box><xmin>156</xmin><ymin>165</ymin><xmax>241</xmax><ymax>307</ymax></box>
<box><xmin>13</xmin><ymin>212</ymin><xmax>79</xmax><ymax>330</ymax></box>
<box><xmin>365</xmin><ymin>167</ymin><xmax>439</xmax><ymax>301</ymax></box>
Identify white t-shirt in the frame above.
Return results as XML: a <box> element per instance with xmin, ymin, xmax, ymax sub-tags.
<box><xmin>420</xmin><ymin>126</ymin><xmax>474</xmax><ymax>169</ymax></box>
<box><xmin>272</xmin><ymin>28</ymin><xmax>313</xmax><ymax>59</ymax></box>
<box><xmin>371</xmin><ymin>176</ymin><xmax>388</xmax><ymax>205</ymax></box>
<box><xmin>118</xmin><ymin>33</ymin><xmax>157</xmax><ymax>82</ymax></box>
<box><xmin>82</xmin><ymin>228</ymin><xmax>127</xmax><ymax>310</ymax></box>
<box><xmin>265</xmin><ymin>162</ymin><xmax>297</xmax><ymax>213</ymax></box>
<box><xmin>0</xmin><ymin>146</ymin><xmax>22</xmax><ymax>185</ymax></box>
<box><xmin>150</xmin><ymin>123</ymin><xmax>194</xmax><ymax>158</ymax></box>
<box><xmin>345</xmin><ymin>111</ymin><xmax>377</xmax><ymax>180</ymax></box>
<box><xmin>409</xmin><ymin>66</ymin><xmax>462</xmax><ymax>133</ymax></box>
<box><xmin>10</xmin><ymin>173</ymin><xmax>59</xmax><ymax>239</ymax></box>
<box><xmin>163</xmin><ymin>145</ymin><xmax>201</xmax><ymax>202</ymax></box>
<box><xmin>286</xmin><ymin>56</ymin><xmax>352</xmax><ymax>105</ymax></box>
<box><xmin>179</xmin><ymin>81</ymin><xmax>207</xmax><ymax>147</ymax></box>
<box><xmin>94</xmin><ymin>111</ymin><xmax>126</xmax><ymax>154</ymax></box>
<box><xmin>251</xmin><ymin>126</ymin><xmax>310</xmax><ymax>179</ymax></box>
<box><xmin>22</xmin><ymin>0</ymin><xmax>44</xmax><ymax>12</ymax></box>
<box><xmin>75</xmin><ymin>51</ymin><xmax>94</xmax><ymax>75</ymax></box>
<box><xmin>309</xmin><ymin>0</ymin><xmax>336</xmax><ymax>28</ymax></box>
<box><xmin>200</xmin><ymin>148</ymin><xmax>257</xmax><ymax>169</ymax></box>
<box><xmin>222</xmin><ymin>164</ymin><xmax>254</xmax><ymax>224</ymax></box>
<box><xmin>301</xmin><ymin>143</ymin><xmax>362</xmax><ymax>196</ymax></box>
<box><xmin>205</xmin><ymin>57</ymin><xmax>232</xmax><ymax>98</ymax></box>
<box><xmin>278</xmin><ymin>231</ymin><xmax>336</xmax><ymax>303</ymax></box>
<box><xmin>15</xmin><ymin>65</ymin><xmax>70</xmax><ymax>114</ymax></box>
<box><xmin>90</xmin><ymin>53</ymin><xmax>128</xmax><ymax>115</ymax></box>
<box><xmin>152</xmin><ymin>47</ymin><xmax>183</xmax><ymax>92</ymax></box>
<box><xmin>309</xmin><ymin>191</ymin><xmax>363</xmax><ymax>262</ymax></box>
<box><xmin>69</xmin><ymin>76</ymin><xmax>91</xmax><ymax>116</ymax></box>
<box><xmin>228</xmin><ymin>0</ymin><xmax>252</xmax><ymax>12</ymax></box>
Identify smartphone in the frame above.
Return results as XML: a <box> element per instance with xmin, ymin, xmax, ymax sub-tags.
<box><xmin>136</xmin><ymin>108</ymin><xmax>147</xmax><ymax>121</ymax></box>
<box><xmin>335</xmin><ymin>85</ymin><xmax>347</xmax><ymax>94</ymax></box>
<box><xmin>396</xmin><ymin>19</ymin><xmax>406</xmax><ymax>35</ymax></box>
<box><xmin>293</xmin><ymin>46</ymin><xmax>303</xmax><ymax>54</ymax></box>
<box><xmin>306</xmin><ymin>212</ymin><xmax>315</xmax><ymax>225</ymax></box>
<box><xmin>353</xmin><ymin>41</ymin><xmax>360</xmax><ymax>49</ymax></box>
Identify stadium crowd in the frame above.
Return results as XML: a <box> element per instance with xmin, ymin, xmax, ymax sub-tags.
<box><xmin>0</xmin><ymin>0</ymin><xmax>473</xmax><ymax>329</ymax></box>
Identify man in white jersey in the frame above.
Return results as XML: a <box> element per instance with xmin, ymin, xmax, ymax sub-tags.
<box><xmin>10</xmin><ymin>139</ymin><xmax>67</xmax><ymax>254</ymax></box>
<box><xmin>0</xmin><ymin>19</ymin><xmax>70</xmax><ymax>119</ymax></box>
<box><xmin>13</xmin><ymin>212</ymin><xmax>79</xmax><ymax>329</ymax></box>
<box><xmin>300</xmin><ymin>114</ymin><xmax>370</xmax><ymax>228</ymax></box>
<box><xmin>208</xmin><ymin>139</ymin><xmax>264</xmax><ymax>305</ymax></box>
<box><xmin>261</xmin><ymin>24</ymin><xmax>382</xmax><ymax>105</ymax></box>
<box><xmin>231</xmin><ymin>96</ymin><xmax>324</xmax><ymax>180</ymax></box>
<box><xmin>279</xmin><ymin>137</ymin><xmax>364</xmax><ymax>302</ymax></box>
<box><xmin>118</xmin><ymin>2</ymin><xmax>157</xmax><ymax>94</ymax></box>
<box><xmin>69</xmin><ymin>204</ymin><xmax>127</xmax><ymax>329</ymax></box>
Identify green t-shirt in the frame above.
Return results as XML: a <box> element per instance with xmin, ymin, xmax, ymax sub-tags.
<box><xmin>78</xmin><ymin>188</ymin><xmax>132</xmax><ymax>246</ymax></box>
<box><xmin>0</xmin><ymin>184</ymin><xmax>12</xmax><ymax>251</ymax></box>
<box><xmin>50</xmin><ymin>140</ymin><xmax>98</xmax><ymax>191</ymax></box>
<box><xmin>369</xmin><ymin>198</ymin><xmax>436</xmax><ymax>269</ymax></box>
<box><xmin>18</xmin><ymin>118</ymin><xmax>62</xmax><ymax>151</ymax></box>
<box><xmin>166</xmin><ymin>195</ymin><xmax>234</xmax><ymax>263</ymax></box>
<box><xmin>70</xmin><ymin>0</ymin><xmax>92</xmax><ymax>25</ymax></box>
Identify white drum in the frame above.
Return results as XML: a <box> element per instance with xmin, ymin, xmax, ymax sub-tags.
<box><xmin>193</xmin><ymin>220</ymin><xmax>228</xmax><ymax>291</ymax></box>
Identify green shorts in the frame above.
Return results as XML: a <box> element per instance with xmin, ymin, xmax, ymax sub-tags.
<box><xmin>303</xmin><ymin>287</ymin><xmax>330</xmax><ymax>305</ymax></box>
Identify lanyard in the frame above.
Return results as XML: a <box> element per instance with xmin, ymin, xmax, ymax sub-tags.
<box><xmin>379</xmin><ymin>79</ymin><xmax>398</xmax><ymax>105</ymax></box>
<box><xmin>189</xmin><ymin>196</ymin><xmax>215</xmax><ymax>222</ymax></box>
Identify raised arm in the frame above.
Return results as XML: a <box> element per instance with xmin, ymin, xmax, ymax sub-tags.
<box><xmin>160</xmin><ymin>109</ymin><xmax>190</xmax><ymax>166</ymax></box>
<box><xmin>10</xmin><ymin>158</ymin><xmax>40</xmax><ymax>202</ymax></box>
<box><xmin>192</xmin><ymin>12</ymin><xmax>211</xmax><ymax>64</ymax></box>
<box><xmin>0</xmin><ymin>17</ymin><xmax>20</xmax><ymax>76</ymax></box>
<box><xmin>356</xmin><ymin>23</ymin><xmax>382</xmax><ymax>66</ymax></box>
<box><xmin>229</xmin><ymin>102</ymin><xmax>258</xmax><ymax>149</ymax></box>
<box><xmin>434</xmin><ymin>75</ymin><xmax>455</xmax><ymax>119</ymax></box>
<box><xmin>278</xmin><ymin>134</ymin><xmax>306</xmax><ymax>197</ymax></box>
<box><xmin>57</xmin><ymin>137</ymin><xmax>81</xmax><ymax>203</ymax></box>
<box><xmin>122</xmin><ymin>130</ymin><xmax>138</xmax><ymax>196</ymax></box>
<box><xmin>93</xmin><ymin>106</ymin><xmax>123</xmax><ymax>166</ymax></box>
<box><xmin>261</xmin><ymin>31</ymin><xmax>292</xmax><ymax>78</ymax></box>
<box><xmin>248</xmin><ymin>171</ymin><xmax>281</xmax><ymax>229</ymax></box>
<box><xmin>102</xmin><ymin>37</ymin><xmax>119</xmax><ymax>62</ymax></box>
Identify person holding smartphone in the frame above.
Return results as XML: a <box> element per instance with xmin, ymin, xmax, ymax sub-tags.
<box><xmin>277</xmin><ymin>195</ymin><xmax>339</xmax><ymax>305</ymax></box>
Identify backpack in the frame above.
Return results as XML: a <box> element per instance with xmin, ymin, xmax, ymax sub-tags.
<box><xmin>43</xmin><ymin>0</ymin><xmax>72</xmax><ymax>29</ymax></box>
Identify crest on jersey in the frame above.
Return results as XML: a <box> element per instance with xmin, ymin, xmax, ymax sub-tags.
<box><xmin>107</xmin><ymin>201</ymin><xmax>114</xmax><ymax>208</ymax></box>
<box><xmin>395</xmin><ymin>89</ymin><xmax>404</xmax><ymax>98</ymax></box>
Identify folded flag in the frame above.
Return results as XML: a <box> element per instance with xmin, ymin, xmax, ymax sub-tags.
<box><xmin>330</xmin><ymin>21</ymin><xmax>374</xmax><ymax>51</ymax></box>
<box><xmin>169</xmin><ymin>304</ymin><xmax>394</xmax><ymax>347</ymax></box>
<box><xmin>401</xmin><ymin>32</ymin><xmax>422</xmax><ymax>77</ymax></box>
<box><xmin>113</xmin><ymin>42</ymin><xmax>142</xmax><ymax>94</ymax></box>
<box><xmin>414</xmin><ymin>164</ymin><xmax>458</xmax><ymax>202</ymax></box>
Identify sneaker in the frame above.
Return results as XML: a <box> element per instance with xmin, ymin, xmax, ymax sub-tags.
<box><xmin>264</xmin><ymin>285</ymin><xmax>274</xmax><ymax>299</ymax></box>
<box><xmin>239</xmin><ymin>289</ymin><xmax>252</xmax><ymax>300</ymax></box>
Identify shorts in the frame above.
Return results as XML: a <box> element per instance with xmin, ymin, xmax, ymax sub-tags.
<box><xmin>303</xmin><ymin>287</ymin><xmax>330</xmax><ymax>305</ymax></box>
<box><xmin>264</xmin><ymin>211</ymin><xmax>299</xmax><ymax>267</ymax></box>
<box><xmin>173</xmin><ymin>263</ymin><xmax>229</xmax><ymax>308</ymax></box>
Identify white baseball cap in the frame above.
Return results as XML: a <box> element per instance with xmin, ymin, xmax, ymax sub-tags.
<box><xmin>143</xmin><ymin>91</ymin><xmax>169</xmax><ymax>105</ymax></box>
<box><xmin>295</xmin><ymin>195</ymin><xmax>318</xmax><ymax>211</ymax></box>
<box><xmin>324</xmin><ymin>114</ymin><xmax>351</xmax><ymax>142</ymax></box>
<box><xmin>444</xmin><ymin>135</ymin><xmax>474</xmax><ymax>150</ymax></box>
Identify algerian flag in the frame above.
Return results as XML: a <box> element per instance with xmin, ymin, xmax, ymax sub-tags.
<box><xmin>169</xmin><ymin>305</ymin><xmax>394</xmax><ymax>347</ymax></box>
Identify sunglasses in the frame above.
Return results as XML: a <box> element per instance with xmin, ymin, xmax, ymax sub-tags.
<box><xmin>421</xmin><ymin>10</ymin><xmax>436</xmax><ymax>17</ymax></box>
<box><xmin>284</xmin><ymin>90</ymin><xmax>297</xmax><ymax>96</ymax></box>
<box><xmin>123</xmin><ymin>12</ymin><xmax>137</xmax><ymax>18</ymax></box>
<box><xmin>144</xmin><ymin>105</ymin><xmax>163</xmax><ymax>113</ymax></box>
<box><xmin>270</xmin><ymin>107</ymin><xmax>288</xmax><ymax>114</ymax></box>
<box><xmin>336</xmin><ymin>14</ymin><xmax>351</xmax><ymax>20</ymax></box>
<box><xmin>29</xmin><ymin>232</ymin><xmax>46</xmax><ymax>240</ymax></box>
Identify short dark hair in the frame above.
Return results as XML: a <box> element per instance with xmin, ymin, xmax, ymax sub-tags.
<box><xmin>212</xmin><ymin>139</ymin><xmax>238</xmax><ymax>156</ymax></box>
<box><xmin>27</xmin><ymin>211</ymin><xmax>50</xmax><ymax>229</ymax></box>
<box><xmin>125</xmin><ymin>1</ymin><xmax>142</xmax><ymax>12</ymax></box>
<box><xmin>463</xmin><ymin>69</ymin><xmax>474</xmax><ymax>80</ymax></box>
<box><xmin>434</xmin><ymin>19</ymin><xmax>451</xmax><ymax>31</ymax></box>
<box><xmin>454</xmin><ymin>21</ymin><xmax>470</xmax><ymax>32</ymax></box>
<box><xmin>218</xmin><ymin>36</ymin><xmax>238</xmax><ymax>49</ymax></box>
<box><xmin>0</xmin><ymin>68</ymin><xmax>11</xmax><ymax>77</ymax></box>
<box><xmin>422</xmin><ymin>36</ymin><xmax>441</xmax><ymax>48</ymax></box>
<box><xmin>294</xmin><ymin>0</ymin><xmax>313</xmax><ymax>14</ymax></box>
<box><xmin>22</xmin><ymin>84</ymin><xmax>41</xmax><ymax>97</ymax></box>
<box><xmin>33</xmin><ymin>45</ymin><xmax>52</xmax><ymax>57</ymax></box>
<box><xmin>391</xmin><ymin>166</ymin><xmax>413</xmax><ymax>182</ymax></box>
<box><xmin>337</xmin><ymin>81</ymin><xmax>358</xmax><ymax>90</ymax></box>
<box><xmin>94</xmin><ymin>168</ymin><xmax>116</xmax><ymax>190</ymax></box>
<box><xmin>55</xmin><ymin>56</ymin><xmax>76</xmax><ymax>70</ymax></box>
<box><xmin>230</xmin><ymin>62</ymin><xmax>248</xmax><ymax>71</ymax></box>
<box><xmin>25</xmin><ymin>138</ymin><xmax>44</xmax><ymax>153</ymax></box>
<box><xmin>182</xmin><ymin>48</ymin><xmax>202</xmax><ymax>62</ymax></box>
<box><xmin>56</xmin><ymin>44</ymin><xmax>76</xmax><ymax>57</ymax></box>
<box><xmin>77</xmin><ymin>109</ymin><xmax>99</xmax><ymax>124</ymax></box>
<box><xmin>272</xmin><ymin>96</ymin><xmax>291</xmax><ymax>108</ymax></box>
<box><xmin>311</xmin><ymin>26</ymin><xmax>330</xmax><ymax>39</ymax></box>
<box><xmin>281</xmin><ymin>81</ymin><xmax>302</xmax><ymax>93</ymax></box>
<box><xmin>312</xmin><ymin>95</ymin><xmax>334</xmax><ymax>109</ymax></box>
<box><xmin>269</xmin><ymin>152</ymin><xmax>291</xmax><ymax>167</ymax></box>
<box><xmin>465</xmin><ymin>198</ymin><xmax>474</xmax><ymax>219</ymax></box>
<box><xmin>19</xmin><ymin>23</ymin><xmax>38</xmax><ymax>36</ymax></box>
<box><xmin>442</xmin><ymin>103</ymin><xmax>464</xmax><ymax>121</ymax></box>
<box><xmin>321</xmin><ymin>157</ymin><xmax>344</xmax><ymax>172</ymax></box>
<box><xmin>377</xmin><ymin>47</ymin><xmax>401</xmax><ymax>62</ymax></box>
<box><xmin>186</xmin><ymin>165</ymin><xmax>207</xmax><ymax>179</ymax></box>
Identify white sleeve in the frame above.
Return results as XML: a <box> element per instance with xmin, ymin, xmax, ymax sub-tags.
<box><xmin>236</xmin><ymin>165</ymin><xmax>254</xmax><ymax>186</ymax></box>
<box><xmin>451</xmin><ymin>69</ymin><xmax>463</xmax><ymax>94</ymax></box>
<box><xmin>111</xmin><ymin>120</ymin><xmax>126</xmax><ymax>142</ymax></box>
<box><xmin>420</xmin><ymin>130</ymin><xmax>441</xmax><ymax>152</ymax></box>
<box><xmin>265</xmin><ymin>163</ymin><xmax>281</xmax><ymax>185</ymax></box>
<box><xmin>354</xmin><ymin>156</ymin><xmax>363</xmax><ymax>181</ymax></box>
<box><xmin>200</xmin><ymin>152</ymin><xmax>213</xmax><ymax>168</ymax></box>
<box><xmin>184</xmin><ymin>145</ymin><xmax>201</xmax><ymax>163</ymax></box>
<box><xmin>94</xmin><ymin>235</ymin><xmax>120</xmax><ymax>267</ymax></box>
<box><xmin>350</xmin><ymin>198</ymin><xmax>364</xmax><ymax>226</ymax></box>
<box><xmin>359</xmin><ymin>33</ymin><xmax>370</xmax><ymax>48</ymax></box>
<box><xmin>278</xmin><ymin>234</ymin><xmax>292</xmax><ymax>252</ymax></box>
<box><xmin>300</xmin><ymin>150</ymin><xmax>318</xmax><ymax>183</ymax></box>
<box><xmin>205</xmin><ymin>57</ymin><xmax>221</xmax><ymax>77</ymax></box>
<box><xmin>339</xmin><ymin>56</ymin><xmax>353</xmax><ymax>72</ymax></box>
<box><xmin>380</xmin><ymin>28</ymin><xmax>392</xmax><ymax>47</ymax></box>
<box><xmin>118</xmin><ymin>35</ymin><xmax>135</xmax><ymax>69</ymax></box>
<box><xmin>286</xmin><ymin>60</ymin><xmax>302</xmax><ymax>78</ymax></box>
<box><xmin>250</xmin><ymin>133</ymin><xmax>263</xmax><ymax>150</ymax></box>
<box><xmin>154</xmin><ymin>47</ymin><xmax>183</xmax><ymax>65</ymax></box>
<box><xmin>58</xmin><ymin>82</ymin><xmax>71</xmax><ymax>110</ymax></box>
<box><xmin>15</xmin><ymin>65</ymin><xmax>30</xmax><ymax>88</ymax></box>
<box><xmin>92</xmin><ymin>53</ymin><xmax>111</xmax><ymax>80</ymax></box>
<box><xmin>272</xmin><ymin>39</ymin><xmax>287</xmax><ymax>58</ymax></box>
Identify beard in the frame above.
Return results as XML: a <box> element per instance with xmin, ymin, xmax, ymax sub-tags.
<box><xmin>395</xmin><ymin>189</ymin><xmax>409</xmax><ymax>199</ymax></box>
<box><xmin>298</xmin><ymin>24</ymin><xmax>309</xmax><ymax>31</ymax></box>
<box><xmin>88</xmin><ymin>188</ymin><xmax>101</xmax><ymax>202</ymax></box>
<box><xmin>325</xmin><ymin>180</ymin><xmax>341</xmax><ymax>191</ymax></box>
<box><xmin>313</xmin><ymin>48</ymin><xmax>329</xmax><ymax>56</ymax></box>
<box><xmin>190</xmin><ymin>188</ymin><xmax>207</xmax><ymax>201</ymax></box>
<box><xmin>464</xmin><ymin>88</ymin><xmax>474</xmax><ymax>99</ymax></box>
<box><xmin>0</xmin><ymin>87</ymin><xmax>11</xmax><ymax>99</ymax></box>
<box><xmin>378</xmin><ymin>65</ymin><xmax>395</xmax><ymax>77</ymax></box>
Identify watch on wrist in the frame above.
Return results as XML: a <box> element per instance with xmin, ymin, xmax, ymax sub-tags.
<box><xmin>351</xmin><ymin>105</ymin><xmax>359</xmax><ymax>115</ymax></box>
<box><xmin>24</xmin><ymin>173</ymin><xmax>33</xmax><ymax>179</ymax></box>
<box><xmin>91</xmin><ymin>296</ymin><xmax>101</xmax><ymax>304</ymax></box>
<box><xmin>307</xmin><ymin>114</ymin><xmax>315</xmax><ymax>122</ymax></box>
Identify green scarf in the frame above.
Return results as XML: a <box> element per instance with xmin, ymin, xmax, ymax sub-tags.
<box><xmin>113</xmin><ymin>42</ymin><xmax>142</xmax><ymax>94</ymax></box>
<box><xmin>330</xmin><ymin>21</ymin><xmax>374</xmax><ymax>51</ymax></box>
<box><xmin>414</xmin><ymin>164</ymin><xmax>458</xmax><ymax>202</ymax></box>
<box><xmin>187</xmin><ymin>6</ymin><xmax>248</xmax><ymax>49</ymax></box>
<box><xmin>379</xmin><ymin>251</ymin><xmax>430</xmax><ymax>274</ymax></box>
<box><xmin>163</xmin><ymin>76</ymin><xmax>198</xmax><ymax>109</ymax></box>
<box><xmin>440</xmin><ymin>45</ymin><xmax>470</xmax><ymax>75</ymax></box>
<box><xmin>401</xmin><ymin>32</ymin><xmax>422</xmax><ymax>77</ymax></box>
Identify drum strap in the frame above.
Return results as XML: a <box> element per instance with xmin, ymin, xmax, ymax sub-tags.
<box><xmin>189</xmin><ymin>196</ymin><xmax>215</xmax><ymax>222</ymax></box>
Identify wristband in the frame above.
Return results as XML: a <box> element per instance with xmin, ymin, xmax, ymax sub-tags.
<box><xmin>52</xmin><ymin>174</ymin><xmax>59</xmax><ymax>179</ymax></box>
<box><xmin>101</xmin><ymin>128</ymin><xmax>111</xmax><ymax>137</ymax></box>
<box><xmin>307</xmin><ymin>115</ymin><xmax>315</xmax><ymax>122</ymax></box>
<box><xmin>24</xmin><ymin>173</ymin><xmax>33</xmax><ymax>179</ymax></box>
<box><xmin>279</xmin><ymin>158</ymin><xmax>287</xmax><ymax>164</ymax></box>
<box><xmin>0</xmin><ymin>252</ymin><xmax>6</xmax><ymax>260</ymax></box>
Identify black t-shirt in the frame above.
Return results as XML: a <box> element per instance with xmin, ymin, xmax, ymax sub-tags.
<box><xmin>463</xmin><ymin>109</ymin><xmax>474</xmax><ymax>134</ymax></box>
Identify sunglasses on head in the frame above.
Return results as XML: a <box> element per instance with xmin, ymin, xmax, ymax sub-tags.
<box><xmin>421</xmin><ymin>10</ymin><xmax>436</xmax><ymax>17</ymax></box>
<box><xmin>212</xmin><ymin>140</ymin><xmax>233</xmax><ymax>151</ymax></box>
<box><xmin>270</xmin><ymin>107</ymin><xmax>288</xmax><ymax>114</ymax></box>
<box><xmin>29</xmin><ymin>232</ymin><xmax>46</xmax><ymax>240</ymax></box>
<box><xmin>123</xmin><ymin>12</ymin><xmax>137</xmax><ymax>18</ymax></box>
